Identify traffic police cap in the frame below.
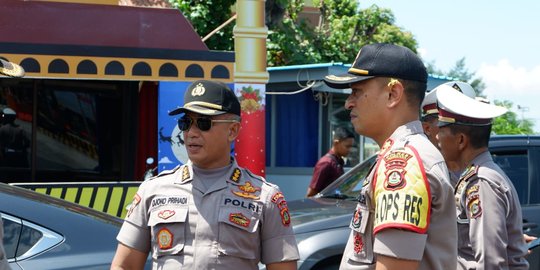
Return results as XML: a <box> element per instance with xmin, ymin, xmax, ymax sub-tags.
<box><xmin>0</xmin><ymin>58</ymin><xmax>25</xmax><ymax>78</ymax></box>
<box><xmin>169</xmin><ymin>80</ymin><xmax>241</xmax><ymax>116</ymax></box>
<box><xmin>436</xmin><ymin>86</ymin><xmax>507</xmax><ymax>127</ymax></box>
<box><xmin>421</xmin><ymin>81</ymin><xmax>476</xmax><ymax>118</ymax></box>
<box><xmin>324</xmin><ymin>43</ymin><xmax>427</xmax><ymax>89</ymax></box>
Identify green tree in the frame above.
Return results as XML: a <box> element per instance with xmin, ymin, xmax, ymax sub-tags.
<box><xmin>492</xmin><ymin>100</ymin><xmax>535</xmax><ymax>135</ymax></box>
<box><xmin>169</xmin><ymin>0</ymin><xmax>236</xmax><ymax>51</ymax></box>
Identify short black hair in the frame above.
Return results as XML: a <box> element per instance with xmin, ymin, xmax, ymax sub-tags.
<box><xmin>447</xmin><ymin>124</ymin><xmax>491</xmax><ymax>148</ymax></box>
<box><xmin>333</xmin><ymin>127</ymin><xmax>355</xmax><ymax>141</ymax></box>
<box><xmin>401</xmin><ymin>79</ymin><xmax>427</xmax><ymax>108</ymax></box>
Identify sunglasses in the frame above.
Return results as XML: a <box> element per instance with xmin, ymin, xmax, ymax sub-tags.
<box><xmin>178</xmin><ymin>116</ymin><xmax>239</xmax><ymax>132</ymax></box>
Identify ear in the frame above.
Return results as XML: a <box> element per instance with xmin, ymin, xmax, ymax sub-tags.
<box><xmin>386</xmin><ymin>79</ymin><xmax>404</xmax><ymax>108</ymax></box>
<box><xmin>457</xmin><ymin>132</ymin><xmax>468</xmax><ymax>151</ymax></box>
<box><xmin>228</xmin><ymin>122</ymin><xmax>241</xmax><ymax>142</ymax></box>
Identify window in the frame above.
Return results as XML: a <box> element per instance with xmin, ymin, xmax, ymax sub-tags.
<box><xmin>492</xmin><ymin>150</ymin><xmax>529</xmax><ymax>205</ymax></box>
<box><xmin>0</xmin><ymin>79</ymin><xmax>135</xmax><ymax>182</ymax></box>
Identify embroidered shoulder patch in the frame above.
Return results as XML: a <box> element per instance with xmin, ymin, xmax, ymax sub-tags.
<box><xmin>373</xmin><ymin>146</ymin><xmax>431</xmax><ymax>234</ymax></box>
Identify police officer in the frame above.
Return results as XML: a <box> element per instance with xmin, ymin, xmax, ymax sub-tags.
<box><xmin>111</xmin><ymin>80</ymin><xmax>299</xmax><ymax>270</ymax></box>
<box><xmin>324</xmin><ymin>43</ymin><xmax>457</xmax><ymax>270</ymax></box>
<box><xmin>421</xmin><ymin>81</ymin><xmax>477</xmax><ymax>185</ymax></box>
<box><xmin>436</xmin><ymin>87</ymin><xmax>529</xmax><ymax>269</ymax></box>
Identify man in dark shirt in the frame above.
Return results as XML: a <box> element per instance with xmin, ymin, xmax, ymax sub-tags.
<box><xmin>306</xmin><ymin>127</ymin><xmax>355</xmax><ymax>197</ymax></box>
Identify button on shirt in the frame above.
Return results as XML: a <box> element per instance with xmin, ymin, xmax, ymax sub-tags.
<box><xmin>116</xmin><ymin>160</ymin><xmax>299</xmax><ymax>269</ymax></box>
<box><xmin>340</xmin><ymin>121</ymin><xmax>457</xmax><ymax>270</ymax></box>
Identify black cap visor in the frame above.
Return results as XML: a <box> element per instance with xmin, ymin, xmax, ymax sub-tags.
<box><xmin>323</xmin><ymin>74</ymin><xmax>375</xmax><ymax>89</ymax></box>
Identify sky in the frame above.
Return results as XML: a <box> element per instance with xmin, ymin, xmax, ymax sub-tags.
<box><xmin>360</xmin><ymin>0</ymin><xmax>540</xmax><ymax>132</ymax></box>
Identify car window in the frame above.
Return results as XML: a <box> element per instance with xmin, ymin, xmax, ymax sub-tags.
<box><xmin>1</xmin><ymin>213</ymin><xmax>63</xmax><ymax>261</ymax></box>
<box><xmin>2</xmin><ymin>217</ymin><xmax>22</xmax><ymax>259</ymax></box>
<box><xmin>319</xmin><ymin>155</ymin><xmax>377</xmax><ymax>199</ymax></box>
<box><xmin>16</xmin><ymin>225</ymin><xmax>43</xmax><ymax>257</ymax></box>
<box><xmin>491</xmin><ymin>150</ymin><xmax>528</xmax><ymax>205</ymax></box>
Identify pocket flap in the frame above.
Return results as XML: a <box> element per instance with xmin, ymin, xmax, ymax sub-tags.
<box><xmin>149</xmin><ymin>207</ymin><xmax>188</xmax><ymax>226</ymax></box>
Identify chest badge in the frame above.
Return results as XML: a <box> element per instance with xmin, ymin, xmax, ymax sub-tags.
<box><xmin>158</xmin><ymin>210</ymin><xmax>175</xmax><ymax>220</ymax></box>
<box><xmin>229</xmin><ymin>212</ymin><xmax>250</xmax><ymax>227</ymax></box>
<box><xmin>157</xmin><ymin>228</ymin><xmax>173</xmax><ymax>250</ymax></box>
<box><xmin>232</xmin><ymin>181</ymin><xmax>261</xmax><ymax>199</ymax></box>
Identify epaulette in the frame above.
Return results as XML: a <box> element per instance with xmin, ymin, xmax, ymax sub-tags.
<box><xmin>460</xmin><ymin>164</ymin><xmax>479</xmax><ymax>182</ymax></box>
<box><xmin>156</xmin><ymin>165</ymin><xmax>181</xmax><ymax>177</ymax></box>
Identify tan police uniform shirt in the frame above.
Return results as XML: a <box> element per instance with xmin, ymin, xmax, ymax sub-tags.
<box><xmin>340</xmin><ymin>121</ymin><xmax>457</xmax><ymax>270</ymax></box>
<box><xmin>455</xmin><ymin>151</ymin><xmax>528</xmax><ymax>269</ymax></box>
<box><xmin>116</xmin><ymin>159</ymin><xmax>299</xmax><ymax>269</ymax></box>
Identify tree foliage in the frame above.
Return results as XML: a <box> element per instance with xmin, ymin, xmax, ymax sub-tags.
<box><xmin>169</xmin><ymin>0</ymin><xmax>236</xmax><ymax>51</ymax></box>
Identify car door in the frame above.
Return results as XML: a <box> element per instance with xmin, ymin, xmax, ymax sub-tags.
<box><xmin>490</xmin><ymin>144</ymin><xmax>540</xmax><ymax>267</ymax></box>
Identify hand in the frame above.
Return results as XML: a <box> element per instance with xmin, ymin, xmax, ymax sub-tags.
<box><xmin>524</xmin><ymin>233</ymin><xmax>537</xmax><ymax>255</ymax></box>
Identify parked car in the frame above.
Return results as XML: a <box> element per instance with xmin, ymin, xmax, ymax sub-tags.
<box><xmin>288</xmin><ymin>135</ymin><xmax>540</xmax><ymax>270</ymax></box>
<box><xmin>0</xmin><ymin>183</ymin><xmax>151</xmax><ymax>269</ymax></box>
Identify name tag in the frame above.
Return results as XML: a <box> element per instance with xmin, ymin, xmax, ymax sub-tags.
<box><xmin>151</xmin><ymin>195</ymin><xmax>189</xmax><ymax>209</ymax></box>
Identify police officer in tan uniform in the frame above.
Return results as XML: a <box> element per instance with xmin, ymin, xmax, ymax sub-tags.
<box><xmin>111</xmin><ymin>80</ymin><xmax>299</xmax><ymax>270</ymax></box>
<box><xmin>421</xmin><ymin>81</ymin><xmax>477</xmax><ymax>185</ymax></box>
<box><xmin>436</xmin><ymin>87</ymin><xmax>529</xmax><ymax>269</ymax></box>
<box><xmin>324</xmin><ymin>43</ymin><xmax>457</xmax><ymax>270</ymax></box>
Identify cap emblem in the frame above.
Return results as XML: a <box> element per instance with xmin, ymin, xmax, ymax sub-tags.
<box><xmin>191</xmin><ymin>83</ymin><xmax>206</xmax><ymax>96</ymax></box>
<box><xmin>451</xmin><ymin>83</ymin><xmax>463</xmax><ymax>93</ymax></box>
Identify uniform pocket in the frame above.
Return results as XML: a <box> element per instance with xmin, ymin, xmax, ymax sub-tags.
<box><xmin>149</xmin><ymin>207</ymin><xmax>188</xmax><ymax>259</ymax></box>
<box><xmin>347</xmin><ymin>206</ymin><xmax>374</xmax><ymax>264</ymax></box>
<box><xmin>217</xmin><ymin>207</ymin><xmax>261</xmax><ymax>259</ymax></box>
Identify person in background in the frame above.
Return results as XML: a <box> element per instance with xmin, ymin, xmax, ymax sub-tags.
<box><xmin>324</xmin><ymin>43</ymin><xmax>457</xmax><ymax>270</ymax></box>
<box><xmin>306</xmin><ymin>127</ymin><xmax>355</xmax><ymax>197</ymax></box>
<box><xmin>111</xmin><ymin>80</ymin><xmax>299</xmax><ymax>270</ymax></box>
<box><xmin>436</xmin><ymin>86</ymin><xmax>529</xmax><ymax>269</ymax></box>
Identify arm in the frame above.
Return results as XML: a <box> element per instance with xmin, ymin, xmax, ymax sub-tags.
<box><xmin>266</xmin><ymin>261</ymin><xmax>297</xmax><ymax>270</ymax></box>
<box><xmin>110</xmin><ymin>243</ymin><xmax>148</xmax><ymax>270</ymax></box>
<box><xmin>376</xmin><ymin>254</ymin><xmax>419</xmax><ymax>270</ymax></box>
<box><xmin>306</xmin><ymin>159</ymin><xmax>332</xmax><ymax>197</ymax></box>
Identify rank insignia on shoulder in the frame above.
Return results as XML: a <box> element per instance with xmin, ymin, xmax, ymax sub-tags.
<box><xmin>232</xmin><ymin>181</ymin><xmax>261</xmax><ymax>199</ymax></box>
<box><xmin>157</xmin><ymin>228</ymin><xmax>173</xmax><ymax>250</ymax></box>
<box><xmin>460</xmin><ymin>164</ymin><xmax>478</xmax><ymax>181</ymax></box>
<box><xmin>181</xmin><ymin>166</ymin><xmax>191</xmax><ymax>182</ymax></box>
<box><xmin>230</xmin><ymin>168</ymin><xmax>242</xmax><ymax>183</ymax></box>
<box><xmin>379</xmin><ymin>139</ymin><xmax>394</xmax><ymax>158</ymax></box>
<box><xmin>229</xmin><ymin>212</ymin><xmax>250</xmax><ymax>227</ymax></box>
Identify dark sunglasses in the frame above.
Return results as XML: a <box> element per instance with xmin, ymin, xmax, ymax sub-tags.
<box><xmin>178</xmin><ymin>116</ymin><xmax>239</xmax><ymax>132</ymax></box>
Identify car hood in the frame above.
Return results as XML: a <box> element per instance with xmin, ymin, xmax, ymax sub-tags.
<box><xmin>288</xmin><ymin>197</ymin><xmax>357</xmax><ymax>234</ymax></box>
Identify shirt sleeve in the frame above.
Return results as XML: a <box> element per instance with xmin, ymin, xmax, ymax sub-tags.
<box><xmin>116</xmin><ymin>185</ymin><xmax>151</xmax><ymax>253</ymax></box>
<box><xmin>260</xmin><ymin>186</ymin><xmax>300</xmax><ymax>264</ymax></box>
<box><xmin>467</xmin><ymin>178</ymin><xmax>509</xmax><ymax>268</ymax></box>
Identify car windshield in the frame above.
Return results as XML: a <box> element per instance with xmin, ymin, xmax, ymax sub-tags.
<box><xmin>318</xmin><ymin>154</ymin><xmax>377</xmax><ymax>199</ymax></box>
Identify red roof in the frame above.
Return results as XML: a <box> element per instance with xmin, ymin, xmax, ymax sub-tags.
<box><xmin>0</xmin><ymin>0</ymin><xmax>208</xmax><ymax>51</ymax></box>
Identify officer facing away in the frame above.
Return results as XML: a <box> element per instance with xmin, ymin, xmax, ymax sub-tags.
<box><xmin>436</xmin><ymin>87</ymin><xmax>529</xmax><ymax>269</ymax></box>
<box><xmin>324</xmin><ymin>43</ymin><xmax>457</xmax><ymax>270</ymax></box>
<box><xmin>111</xmin><ymin>80</ymin><xmax>299</xmax><ymax>270</ymax></box>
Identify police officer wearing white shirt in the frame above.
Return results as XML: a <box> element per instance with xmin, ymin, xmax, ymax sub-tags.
<box><xmin>111</xmin><ymin>80</ymin><xmax>299</xmax><ymax>270</ymax></box>
<box><xmin>436</xmin><ymin>87</ymin><xmax>529</xmax><ymax>269</ymax></box>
